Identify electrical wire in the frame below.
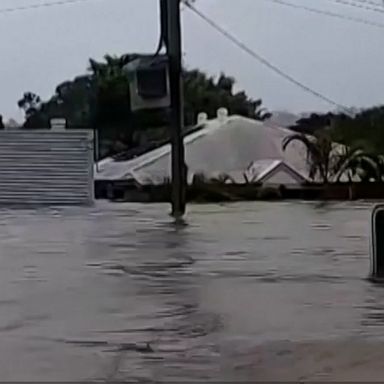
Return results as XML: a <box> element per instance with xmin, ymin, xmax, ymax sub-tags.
<box><xmin>0</xmin><ymin>0</ymin><xmax>165</xmax><ymax>70</ymax></box>
<box><xmin>326</xmin><ymin>0</ymin><xmax>384</xmax><ymax>14</ymax></box>
<box><xmin>266</xmin><ymin>0</ymin><xmax>384</xmax><ymax>29</ymax></box>
<box><xmin>0</xmin><ymin>0</ymin><xmax>102</xmax><ymax>15</ymax></box>
<box><xmin>155</xmin><ymin>0</ymin><xmax>168</xmax><ymax>55</ymax></box>
<box><xmin>184</xmin><ymin>2</ymin><xmax>352</xmax><ymax>114</ymax></box>
<box><xmin>354</xmin><ymin>0</ymin><xmax>384</xmax><ymax>7</ymax></box>
<box><xmin>0</xmin><ymin>0</ymin><xmax>165</xmax><ymax>60</ymax></box>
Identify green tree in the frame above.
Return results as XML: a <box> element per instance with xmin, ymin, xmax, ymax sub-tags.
<box><xmin>184</xmin><ymin>70</ymin><xmax>271</xmax><ymax>124</ymax></box>
<box><xmin>283</xmin><ymin>131</ymin><xmax>335</xmax><ymax>183</ymax></box>
<box><xmin>282</xmin><ymin>131</ymin><xmax>381</xmax><ymax>183</ymax></box>
<box><xmin>333</xmin><ymin>107</ymin><xmax>384</xmax><ymax>155</ymax></box>
<box><xmin>333</xmin><ymin>148</ymin><xmax>382</xmax><ymax>183</ymax></box>
<box><xmin>18</xmin><ymin>92</ymin><xmax>41</xmax><ymax>117</ymax></box>
<box><xmin>89</xmin><ymin>55</ymin><xmax>135</xmax><ymax>152</ymax></box>
<box><xmin>289</xmin><ymin>113</ymin><xmax>334</xmax><ymax>135</ymax></box>
<box><xmin>289</xmin><ymin>106</ymin><xmax>384</xmax><ymax>157</ymax></box>
<box><xmin>18</xmin><ymin>54</ymin><xmax>271</xmax><ymax>157</ymax></box>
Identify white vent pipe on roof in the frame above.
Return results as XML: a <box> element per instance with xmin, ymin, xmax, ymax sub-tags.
<box><xmin>197</xmin><ymin>112</ymin><xmax>208</xmax><ymax>125</ymax></box>
<box><xmin>217</xmin><ymin>108</ymin><xmax>229</xmax><ymax>123</ymax></box>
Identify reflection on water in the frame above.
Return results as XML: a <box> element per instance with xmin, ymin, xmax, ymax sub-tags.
<box><xmin>0</xmin><ymin>201</ymin><xmax>382</xmax><ymax>380</ymax></box>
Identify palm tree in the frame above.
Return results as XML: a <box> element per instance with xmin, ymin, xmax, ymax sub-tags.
<box><xmin>252</xmin><ymin>99</ymin><xmax>272</xmax><ymax>121</ymax></box>
<box><xmin>282</xmin><ymin>131</ymin><xmax>382</xmax><ymax>184</ymax></box>
<box><xmin>282</xmin><ymin>130</ymin><xmax>334</xmax><ymax>184</ymax></box>
<box><xmin>333</xmin><ymin>148</ymin><xmax>383</xmax><ymax>183</ymax></box>
<box><xmin>17</xmin><ymin>92</ymin><xmax>41</xmax><ymax>118</ymax></box>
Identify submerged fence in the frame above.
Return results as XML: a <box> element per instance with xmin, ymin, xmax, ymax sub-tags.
<box><xmin>0</xmin><ymin>130</ymin><xmax>94</xmax><ymax>206</ymax></box>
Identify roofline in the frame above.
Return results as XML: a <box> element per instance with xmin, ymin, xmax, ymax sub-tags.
<box><xmin>129</xmin><ymin>118</ymin><xmax>225</xmax><ymax>172</ymax></box>
<box><xmin>257</xmin><ymin>161</ymin><xmax>308</xmax><ymax>184</ymax></box>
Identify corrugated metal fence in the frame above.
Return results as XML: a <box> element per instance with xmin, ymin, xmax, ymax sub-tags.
<box><xmin>0</xmin><ymin>130</ymin><xmax>94</xmax><ymax>206</ymax></box>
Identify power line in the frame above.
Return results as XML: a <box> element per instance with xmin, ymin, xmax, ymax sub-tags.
<box><xmin>354</xmin><ymin>0</ymin><xmax>384</xmax><ymax>7</ymax></box>
<box><xmin>266</xmin><ymin>0</ymin><xmax>384</xmax><ymax>29</ymax></box>
<box><xmin>184</xmin><ymin>2</ymin><xmax>352</xmax><ymax>114</ymax></box>
<box><xmin>326</xmin><ymin>0</ymin><xmax>384</xmax><ymax>14</ymax></box>
<box><xmin>0</xmin><ymin>0</ymin><xmax>102</xmax><ymax>15</ymax></box>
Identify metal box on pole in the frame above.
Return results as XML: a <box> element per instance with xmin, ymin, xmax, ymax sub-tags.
<box><xmin>124</xmin><ymin>55</ymin><xmax>170</xmax><ymax>112</ymax></box>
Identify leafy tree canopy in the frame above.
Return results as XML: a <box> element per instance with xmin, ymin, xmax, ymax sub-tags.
<box><xmin>282</xmin><ymin>130</ymin><xmax>383</xmax><ymax>184</ymax></box>
<box><xmin>18</xmin><ymin>54</ymin><xmax>271</xmax><ymax>157</ymax></box>
<box><xmin>289</xmin><ymin>106</ymin><xmax>384</xmax><ymax>155</ymax></box>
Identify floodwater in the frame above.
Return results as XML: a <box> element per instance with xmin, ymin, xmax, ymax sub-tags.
<box><xmin>0</xmin><ymin>201</ymin><xmax>383</xmax><ymax>381</ymax></box>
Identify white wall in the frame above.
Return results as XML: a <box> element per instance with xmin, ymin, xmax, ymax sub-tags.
<box><xmin>263</xmin><ymin>169</ymin><xmax>302</xmax><ymax>186</ymax></box>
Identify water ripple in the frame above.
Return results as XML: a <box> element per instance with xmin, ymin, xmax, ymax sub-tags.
<box><xmin>0</xmin><ymin>201</ymin><xmax>378</xmax><ymax>381</ymax></box>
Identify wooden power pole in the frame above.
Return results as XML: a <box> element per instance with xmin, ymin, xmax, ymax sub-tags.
<box><xmin>162</xmin><ymin>0</ymin><xmax>186</xmax><ymax>218</ymax></box>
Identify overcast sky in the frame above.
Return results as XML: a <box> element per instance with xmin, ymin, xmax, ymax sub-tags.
<box><xmin>0</xmin><ymin>0</ymin><xmax>384</xmax><ymax>120</ymax></box>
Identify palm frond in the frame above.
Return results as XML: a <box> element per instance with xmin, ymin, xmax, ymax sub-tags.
<box><xmin>282</xmin><ymin>134</ymin><xmax>313</xmax><ymax>152</ymax></box>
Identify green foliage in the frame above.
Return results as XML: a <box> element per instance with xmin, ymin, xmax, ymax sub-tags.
<box><xmin>332</xmin><ymin>148</ymin><xmax>382</xmax><ymax>183</ymax></box>
<box><xmin>332</xmin><ymin>107</ymin><xmax>384</xmax><ymax>155</ymax></box>
<box><xmin>289</xmin><ymin>106</ymin><xmax>384</xmax><ymax>156</ymax></box>
<box><xmin>283</xmin><ymin>130</ymin><xmax>383</xmax><ymax>184</ymax></box>
<box><xmin>289</xmin><ymin>113</ymin><xmax>334</xmax><ymax>135</ymax></box>
<box><xmin>287</xmin><ymin>106</ymin><xmax>384</xmax><ymax>183</ymax></box>
<box><xmin>184</xmin><ymin>70</ymin><xmax>271</xmax><ymax>124</ymax></box>
<box><xmin>283</xmin><ymin>131</ymin><xmax>334</xmax><ymax>183</ymax></box>
<box><xmin>18</xmin><ymin>92</ymin><xmax>41</xmax><ymax>117</ymax></box>
<box><xmin>18</xmin><ymin>54</ymin><xmax>270</xmax><ymax>157</ymax></box>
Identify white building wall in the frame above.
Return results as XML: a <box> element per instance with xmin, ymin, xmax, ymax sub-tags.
<box><xmin>262</xmin><ymin>170</ymin><xmax>302</xmax><ymax>186</ymax></box>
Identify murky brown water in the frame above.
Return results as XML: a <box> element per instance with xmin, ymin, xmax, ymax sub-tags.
<box><xmin>0</xmin><ymin>201</ymin><xmax>381</xmax><ymax>381</ymax></box>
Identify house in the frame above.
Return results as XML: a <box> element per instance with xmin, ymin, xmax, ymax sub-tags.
<box><xmin>245</xmin><ymin>159</ymin><xmax>307</xmax><ymax>186</ymax></box>
<box><xmin>95</xmin><ymin>109</ymin><xmax>310</xmax><ymax>186</ymax></box>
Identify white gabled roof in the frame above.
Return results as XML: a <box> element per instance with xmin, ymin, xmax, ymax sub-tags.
<box><xmin>95</xmin><ymin>114</ymin><xmax>310</xmax><ymax>184</ymax></box>
<box><xmin>247</xmin><ymin>159</ymin><xmax>282</xmax><ymax>182</ymax></box>
<box><xmin>95</xmin><ymin>119</ymin><xmax>223</xmax><ymax>181</ymax></box>
<box><xmin>246</xmin><ymin>159</ymin><xmax>308</xmax><ymax>184</ymax></box>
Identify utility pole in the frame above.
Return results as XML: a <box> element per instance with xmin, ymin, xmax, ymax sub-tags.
<box><xmin>163</xmin><ymin>0</ymin><xmax>187</xmax><ymax>218</ymax></box>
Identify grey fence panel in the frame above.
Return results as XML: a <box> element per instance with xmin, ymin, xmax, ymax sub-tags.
<box><xmin>0</xmin><ymin>130</ymin><xmax>94</xmax><ymax>206</ymax></box>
